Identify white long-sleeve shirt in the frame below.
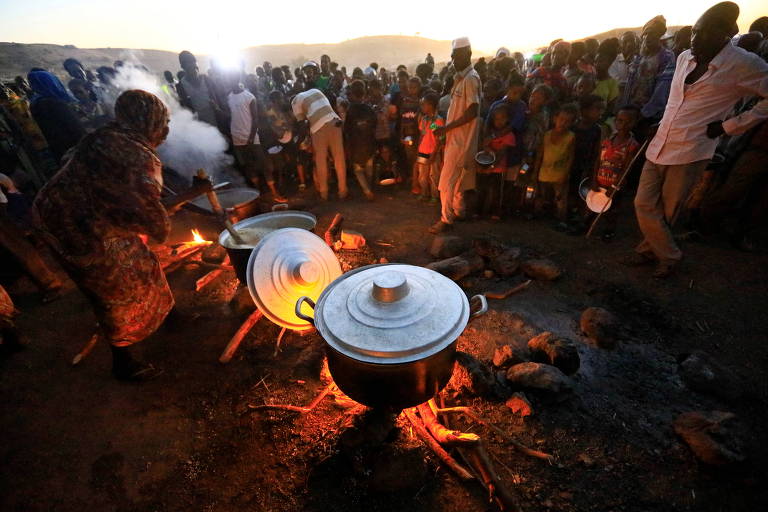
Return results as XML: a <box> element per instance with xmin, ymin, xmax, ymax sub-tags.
<box><xmin>646</xmin><ymin>42</ymin><xmax>768</xmax><ymax>166</ymax></box>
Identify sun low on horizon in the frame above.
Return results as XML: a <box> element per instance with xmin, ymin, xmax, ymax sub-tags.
<box><xmin>1</xmin><ymin>0</ymin><xmax>765</xmax><ymax>58</ymax></box>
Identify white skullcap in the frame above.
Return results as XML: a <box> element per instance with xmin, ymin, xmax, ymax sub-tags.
<box><xmin>452</xmin><ymin>37</ymin><xmax>471</xmax><ymax>50</ymax></box>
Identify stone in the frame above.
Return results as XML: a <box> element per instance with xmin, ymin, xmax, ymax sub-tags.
<box><xmin>492</xmin><ymin>344</ymin><xmax>529</xmax><ymax>368</ymax></box>
<box><xmin>447</xmin><ymin>351</ymin><xmax>506</xmax><ymax>399</ymax></box>
<box><xmin>520</xmin><ymin>259</ymin><xmax>562</xmax><ymax>281</ymax></box>
<box><xmin>580</xmin><ymin>307</ymin><xmax>620</xmax><ymax>349</ymax></box>
<box><xmin>527</xmin><ymin>332</ymin><xmax>580</xmax><ymax>375</ymax></box>
<box><xmin>678</xmin><ymin>351</ymin><xmax>741</xmax><ymax>400</ymax></box>
<box><xmin>341</xmin><ymin>230</ymin><xmax>366</xmax><ymax>249</ymax></box>
<box><xmin>426</xmin><ymin>252</ymin><xmax>485</xmax><ymax>281</ymax></box>
<box><xmin>472</xmin><ymin>236</ymin><xmax>507</xmax><ymax>259</ymax></box>
<box><xmin>505</xmin><ymin>392</ymin><xmax>533</xmax><ymax>417</ymax></box>
<box><xmin>201</xmin><ymin>244</ymin><xmax>228</xmax><ymax>264</ymax></box>
<box><xmin>673</xmin><ymin>411</ymin><xmax>745</xmax><ymax>465</ymax></box>
<box><xmin>491</xmin><ymin>247</ymin><xmax>522</xmax><ymax>277</ymax></box>
<box><xmin>429</xmin><ymin>235</ymin><xmax>469</xmax><ymax>259</ymax></box>
<box><xmin>505</xmin><ymin>362</ymin><xmax>574</xmax><ymax>395</ymax></box>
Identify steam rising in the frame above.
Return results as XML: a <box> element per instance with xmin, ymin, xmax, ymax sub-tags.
<box><xmin>108</xmin><ymin>64</ymin><xmax>233</xmax><ymax>180</ymax></box>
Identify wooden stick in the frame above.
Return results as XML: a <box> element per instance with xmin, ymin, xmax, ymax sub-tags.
<box><xmin>417</xmin><ymin>402</ymin><xmax>480</xmax><ymax>446</ymax></box>
<box><xmin>195</xmin><ymin>269</ymin><xmax>224</xmax><ymax>291</ymax></box>
<box><xmin>248</xmin><ymin>381</ymin><xmax>335</xmax><ymax>413</ymax></box>
<box><xmin>485</xmin><ymin>279</ymin><xmax>532</xmax><ymax>300</ymax></box>
<box><xmin>324</xmin><ymin>213</ymin><xmax>344</xmax><ymax>246</ymax></box>
<box><xmin>273</xmin><ymin>327</ymin><xmax>287</xmax><ymax>357</ymax></box>
<box><xmin>197</xmin><ymin>169</ymin><xmax>245</xmax><ymax>245</ymax></box>
<box><xmin>437</xmin><ymin>407</ymin><xmax>554</xmax><ymax>461</ymax></box>
<box><xmin>71</xmin><ymin>333</ymin><xmax>99</xmax><ymax>366</ymax></box>
<box><xmin>219</xmin><ymin>309</ymin><xmax>263</xmax><ymax>364</ymax></box>
<box><xmin>403</xmin><ymin>408</ymin><xmax>474</xmax><ymax>481</ymax></box>
<box><xmin>466</xmin><ymin>443</ymin><xmax>521</xmax><ymax>512</ymax></box>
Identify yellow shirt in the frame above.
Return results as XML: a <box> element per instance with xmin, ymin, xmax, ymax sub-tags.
<box><xmin>538</xmin><ymin>130</ymin><xmax>574</xmax><ymax>183</ymax></box>
<box><xmin>594</xmin><ymin>78</ymin><xmax>619</xmax><ymax>104</ymax></box>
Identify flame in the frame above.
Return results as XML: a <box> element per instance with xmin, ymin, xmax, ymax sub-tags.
<box><xmin>191</xmin><ymin>229</ymin><xmax>206</xmax><ymax>243</ymax></box>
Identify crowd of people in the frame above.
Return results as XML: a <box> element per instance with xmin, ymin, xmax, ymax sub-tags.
<box><xmin>0</xmin><ymin>2</ymin><xmax>766</xmax><ymax>378</ymax></box>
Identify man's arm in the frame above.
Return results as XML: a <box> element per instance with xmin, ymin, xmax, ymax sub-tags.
<box><xmin>435</xmin><ymin>103</ymin><xmax>478</xmax><ymax>137</ymax></box>
<box><xmin>716</xmin><ymin>57</ymin><xmax>768</xmax><ymax>137</ymax></box>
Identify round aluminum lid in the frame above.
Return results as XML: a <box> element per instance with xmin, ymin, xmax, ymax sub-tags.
<box><xmin>314</xmin><ymin>264</ymin><xmax>470</xmax><ymax>364</ymax></box>
<box><xmin>247</xmin><ymin>228</ymin><xmax>341</xmax><ymax>332</ymax></box>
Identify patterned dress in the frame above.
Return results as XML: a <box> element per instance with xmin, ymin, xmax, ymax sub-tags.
<box><xmin>34</xmin><ymin>91</ymin><xmax>174</xmax><ymax>346</ymax></box>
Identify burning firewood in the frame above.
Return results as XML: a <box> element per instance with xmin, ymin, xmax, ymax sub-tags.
<box><xmin>403</xmin><ymin>408</ymin><xmax>474</xmax><ymax>481</ymax></box>
<box><xmin>324</xmin><ymin>213</ymin><xmax>344</xmax><ymax>247</ymax></box>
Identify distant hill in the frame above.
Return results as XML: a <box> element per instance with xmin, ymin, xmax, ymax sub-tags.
<box><xmin>0</xmin><ymin>36</ymin><xmax>462</xmax><ymax>81</ymax></box>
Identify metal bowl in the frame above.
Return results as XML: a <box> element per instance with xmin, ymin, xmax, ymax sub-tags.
<box><xmin>475</xmin><ymin>150</ymin><xmax>496</xmax><ymax>168</ymax></box>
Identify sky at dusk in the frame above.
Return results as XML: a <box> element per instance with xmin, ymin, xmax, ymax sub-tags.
<box><xmin>1</xmin><ymin>0</ymin><xmax>765</xmax><ymax>57</ymax></box>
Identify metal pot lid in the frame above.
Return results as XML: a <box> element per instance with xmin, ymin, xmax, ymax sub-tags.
<box><xmin>219</xmin><ymin>210</ymin><xmax>317</xmax><ymax>249</ymax></box>
<box><xmin>247</xmin><ymin>228</ymin><xmax>341</xmax><ymax>332</ymax></box>
<box><xmin>314</xmin><ymin>264</ymin><xmax>470</xmax><ymax>364</ymax></box>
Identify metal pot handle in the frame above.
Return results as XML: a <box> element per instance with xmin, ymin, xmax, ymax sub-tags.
<box><xmin>469</xmin><ymin>294</ymin><xmax>488</xmax><ymax>320</ymax></box>
<box><xmin>295</xmin><ymin>296</ymin><xmax>316</xmax><ymax>326</ymax></box>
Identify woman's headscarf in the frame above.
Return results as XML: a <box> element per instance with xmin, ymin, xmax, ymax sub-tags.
<box><xmin>27</xmin><ymin>70</ymin><xmax>74</xmax><ymax>105</ymax></box>
<box><xmin>114</xmin><ymin>90</ymin><xmax>169</xmax><ymax>147</ymax></box>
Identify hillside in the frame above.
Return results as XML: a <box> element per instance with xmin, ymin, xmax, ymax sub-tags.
<box><xmin>0</xmin><ymin>36</ymin><xmax>457</xmax><ymax>81</ymax></box>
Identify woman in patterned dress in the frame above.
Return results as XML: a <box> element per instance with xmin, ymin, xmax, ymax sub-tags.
<box><xmin>34</xmin><ymin>90</ymin><xmax>173</xmax><ymax>380</ymax></box>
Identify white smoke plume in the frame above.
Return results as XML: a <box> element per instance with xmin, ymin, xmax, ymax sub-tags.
<box><xmin>107</xmin><ymin>64</ymin><xmax>233</xmax><ymax>181</ymax></box>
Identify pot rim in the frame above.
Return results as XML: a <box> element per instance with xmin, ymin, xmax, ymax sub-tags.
<box><xmin>218</xmin><ymin>210</ymin><xmax>317</xmax><ymax>249</ymax></box>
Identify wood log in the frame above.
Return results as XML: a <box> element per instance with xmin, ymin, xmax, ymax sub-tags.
<box><xmin>416</xmin><ymin>402</ymin><xmax>480</xmax><ymax>446</ymax></box>
<box><xmin>195</xmin><ymin>269</ymin><xmax>224</xmax><ymax>292</ymax></box>
<box><xmin>426</xmin><ymin>252</ymin><xmax>484</xmax><ymax>281</ymax></box>
<box><xmin>324</xmin><ymin>213</ymin><xmax>344</xmax><ymax>246</ymax></box>
<box><xmin>403</xmin><ymin>408</ymin><xmax>474</xmax><ymax>481</ymax></box>
<box><xmin>219</xmin><ymin>309</ymin><xmax>263</xmax><ymax>364</ymax></box>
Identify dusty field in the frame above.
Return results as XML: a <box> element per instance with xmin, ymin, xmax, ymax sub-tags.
<box><xmin>1</xmin><ymin>185</ymin><xmax>767</xmax><ymax>512</ymax></box>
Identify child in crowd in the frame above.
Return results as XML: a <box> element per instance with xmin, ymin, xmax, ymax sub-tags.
<box><xmin>486</xmin><ymin>73</ymin><xmax>527</xmax><ymax>137</ymax></box>
<box><xmin>534</xmin><ymin>103</ymin><xmax>578</xmax><ymax>223</ymax></box>
<box><xmin>588</xmin><ymin>105</ymin><xmax>640</xmax><ymax>239</ymax></box>
<box><xmin>415</xmin><ymin>92</ymin><xmax>445</xmax><ymax>203</ymax></box>
<box><xmin>478</xmin><ymin>106</ymin><xmax>516</xmax><ymax>219</ymax></box>
<box><xmin>374</xmin><ymin>143</ymin><xmax>402</xmax><ymax>185</ymax></box>
<box><xmin>570</xmin><ymin>95</ymin><xmax>606</xmax><ymax>209</ymax></box>
<box><xmin>480</xmin><ymin>78</ymin><xmax>503</xmax><ymax>120</ymax></box>
<box><xmin>367</xmin><ymin>79</ymin><xmax>391</xmax><ymax>147</ymax></box>
<box><xmin>265</xmin><ymin>90</ymin><xmax>307</xmax><ymax>191</ymax></box>
<box><xmin>398</xmin><ymin>76</ymin><xmax>422</xmax><ymax>194</ymax></box>
<box><xmin>594</xmin><ymin>51</ymin><xmax>619</xmax><ymax>115</ymax></box>
<box><xmin>574</xmin><ymin>74</ymin><xmax>596</xmax><ymax>100</ymax></box>
<box><xmin>510</xmin><ymin>84</ymin><xmax>553</xmax><ymax>214</ymax></box>
<box><xmin>226</xmin><ymin>71</ymin><xmax>285</xmax><ymax>202</ymax></box>
<box><xmin>344</xmin><ymin>80</ymin><xmax>377</xmax><ymax>200</ymax></box>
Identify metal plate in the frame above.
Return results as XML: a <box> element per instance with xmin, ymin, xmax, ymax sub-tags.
<box><xmin>586</xmin><ymin>188</ymin><xmax>613</xmax><ymax>213</ymax></box>
<box><xmin>190</xmin><ymin>188</ymin><xmax>260</xmax><ymax>213</ymax></box>
<box><xmin>247</xmin><ymin>228</ymin><xmax>341</xmax><ymax>332</ymax></box>
<box><xmin>313</xmin><ymin>264</ymin><xmax>470</xmax><ymax>364</ymax></box>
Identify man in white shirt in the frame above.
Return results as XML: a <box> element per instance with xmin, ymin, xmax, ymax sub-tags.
<box><xmin>226</xmin><ymin>71</ymin><xmax>285</xmax><ymax>201</ymax></box>
<box><xmin>609</xmin><ymin>32</ymin><xmax>639</xmax><ymax>102</ymax></box>
<box><xmin>292</xmin><ymin>88</ymin><xmax>347</xmax><ymax>200</ymax></box>
<box><xmin>630</xmin><ymin>1</ymin><xmax>768</xmax><ymax>278</ymax></box>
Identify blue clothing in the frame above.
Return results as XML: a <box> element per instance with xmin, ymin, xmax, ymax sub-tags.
<box><xmin>486</xmin><ymin>98</ymin><xmax>526</xmax><ymax>133</ymax></box>
<box><xmin>486</xmin><ymin>98</ymin><xmax>526</xmax><ymax>165</ymax></box>
<box><xmin>27</xmin><ymin>71</ymin><xmax>74</xmax><ymax>105</ymax></box>
<box><xmin>641</xmin><ymin>58</ymin><xmax>675</xmax><ymax>120</ymax></box>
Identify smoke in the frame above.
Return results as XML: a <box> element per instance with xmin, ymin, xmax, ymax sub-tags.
<box><xmin>107</xmin><ymin>64</ymin><xmax>233</xmax><ymax>181</ymax></box>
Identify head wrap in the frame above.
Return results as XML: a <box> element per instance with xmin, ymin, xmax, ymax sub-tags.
<box><xmin>452</xmin><ymin>37</ymin><xmax>471</xmax><ymax>50</ymax></box>
<box><xmin>642</xmin><ymin>15</ymin><xmax>667</xmax><ymax>39</ymax></box>
<box><xmin>114</xmin><ymin>90</ymin><xmax>169</xmax><ymax>147</ymax></box>
<box><xmin>698</xmin><ymin>2</ymin><xmax>740</xmax><ymax>37</ymax></box>
<box><xmin>27</xmin><ymin>70</ymin><xmax>74</xmax><ymax>105</ymax></box>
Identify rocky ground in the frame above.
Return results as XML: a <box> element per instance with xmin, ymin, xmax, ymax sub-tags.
<box><xmin>1</xmin><ymin>185</ymin><xmax>767</xmax><ymax>512</ymax></box>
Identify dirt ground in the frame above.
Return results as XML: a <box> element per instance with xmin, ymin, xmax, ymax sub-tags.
<box><xmin>1</xmin><ymin>185</ymin><xmax>767</xmax><ymax>512</ymax></box>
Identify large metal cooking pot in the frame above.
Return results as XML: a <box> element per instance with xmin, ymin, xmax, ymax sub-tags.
<box><xmin>219</xmin><ymin>211</ymin><xmax>317</xmax><ymax>282</ymax></box>
<box><xmin>295</xmin><ymin>264</ymin><xmax>487</xmax><ymax>410</ymax></box>
<box><xmin>190</xmin><ymin>188</ymin><xmax>261</xmax><ymax>223</ymax></box>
